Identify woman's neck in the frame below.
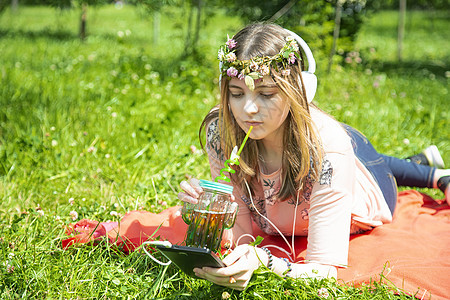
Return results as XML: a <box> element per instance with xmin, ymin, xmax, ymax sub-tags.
<box><xmin>258</xmin><ymin>135</ymin><xmax>284</xmax><ymax>175</ymax></box>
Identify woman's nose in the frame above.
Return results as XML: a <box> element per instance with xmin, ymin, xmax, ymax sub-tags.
<box><xmin>243</xmin><ymin>97</ymin><xmax>259</xmax><ymax>114</ymax></box>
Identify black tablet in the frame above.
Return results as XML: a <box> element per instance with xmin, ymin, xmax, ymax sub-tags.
<box><xmin>155</xmin><ymin>244</ymin><xmax>226</xmax><ymax>277</ymax></box>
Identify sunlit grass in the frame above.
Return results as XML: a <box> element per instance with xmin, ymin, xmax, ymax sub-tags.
<box><xmin>0</xmin><ymin>5</ymin><xmax>448</xmax><ymax>299</ymax></box>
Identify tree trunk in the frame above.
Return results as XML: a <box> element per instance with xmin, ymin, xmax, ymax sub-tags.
<box><xmin>327</xmin><ymin>0</ymin><xmax>343</xmax><ymax>73</ymax></box>
<box><xmin>184</xmin><ymin>2</ymin><xmax>194</xmax><ymax>54</ymax></box>
<box><xmin>192</xmin><ymin>0</ymin><xmax>201</xmax><ymax>54</ymax></box>
<box><xmin>397</xmin><ymin>0</ymin><xmax>406</xmax><ymax>61</ymax></box>
<box><xmin>79</xmin><ymin>2</ymin><xmax>87</xmax><ymax>41</ymax></box>
<box><xmin>11</xmin><ymin>0</ymin><xmax>18</xmax><ymax>12</ymax></box>
<box><xmin>153</xmin><ymin>11</ymin><xmax>160</xmax><ymax>45</ymax></box>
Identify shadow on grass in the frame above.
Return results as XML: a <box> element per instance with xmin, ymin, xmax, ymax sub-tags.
<box><xmin>0</xmin><ymin>28</ymin><xmax>77</xmax><ymax>41</ymax></box>
<box><xmin>365</xmin><ymin>59</ymin><xmax>449</xmax><ymax>78</ymax></box>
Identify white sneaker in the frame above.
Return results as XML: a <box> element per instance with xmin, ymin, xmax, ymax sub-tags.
<box><xmin>423</xmin><ymin>145</ymin><xmax>445</xmax><ymax>169</ymax></box>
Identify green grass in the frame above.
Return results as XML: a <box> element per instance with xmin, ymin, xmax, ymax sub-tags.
<box><xmin>0</xmin><ymin>4</ymin><xmax>448</xmax><ymax>299</ymax></box>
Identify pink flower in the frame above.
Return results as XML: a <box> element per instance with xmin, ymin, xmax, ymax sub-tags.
<box><xmin>345</xmin><ymin>57</ymin><xmax>352</xmax><ymax>64</ymax></box>
<box><xmin>6</xmin><ymin>264</ymin><xmax>14</xmax><ymax>273</ymax></box>
<box><xmin>226</xmin><ymin>35</ymin><xmax>236</xmax><ymax>49</ymax></box>
<box><xmin>226</xmin><ymin>52</ymin><xmax>236</xmax><ymax>62</ymax></box>
<box><xmin>281</xmin><ymin>69</ymin><xmax>291</xmax><ymax>76</ymax></box>
<box><xmin>288</xmin><ymin>52</ymin><xmax>296</xmax><ymax>64</ymax></box>
<box><xmin>69</xmin><ymin>210</ymin><xmax>78</xmax><ymax>221</ymax></box>
<box><xmin>226</xmin><ymin>67</ymin><xmax>238</xmax><ymax>77</ymax></box>
<box><xmin>237</xmin><ymin>72</ymin><xmax>245</xmax><ymax>80</ymax></box>
<box><xmin>318</xmin><ymin>287</ymin><xmax>329</xmax><ymax>298</ymax></box>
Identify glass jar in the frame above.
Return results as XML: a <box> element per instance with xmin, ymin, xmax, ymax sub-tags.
<box><xmin>181</xmin><ymin>180</ymin><xmax>238</xmax><ymax>252</ymax></box>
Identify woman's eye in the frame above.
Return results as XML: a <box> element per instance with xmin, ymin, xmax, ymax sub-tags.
<box><xmin>230</xmin><ymin>93</ymin><xmax>243</xmax><ymax>98</ymax></box>
<box><xmin>261</xmin><ymin>93</ymin><xmax>274</xmax><ymax>98</ymax></box>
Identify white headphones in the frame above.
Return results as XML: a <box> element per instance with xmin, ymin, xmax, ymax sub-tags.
<box><xmin>219</xmin><ymin>29</ymin><xmax>318</xmax><ymax>103</ymax></box>
<box><xmin>284</xmin><ymin>29</ymin><xmax>318</xmax><ymax>103</ymax></box>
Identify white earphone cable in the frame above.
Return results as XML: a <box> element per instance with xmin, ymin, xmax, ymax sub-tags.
<box><xmin>243</xmin><ymin>178</ymin><xmax>295</xmax><ymax>260</ymax></box>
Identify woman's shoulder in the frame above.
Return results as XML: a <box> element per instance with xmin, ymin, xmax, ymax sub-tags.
<box><xmin>310</xmin><ymin>107</ymin><xmax>352</xmax><ymax>154</ymax></box>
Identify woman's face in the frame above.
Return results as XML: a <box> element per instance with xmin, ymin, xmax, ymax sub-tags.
<box><xmin>228</xmin><ymin>76</ymin><xmax>290</xmax><ymax>142</ymax></box>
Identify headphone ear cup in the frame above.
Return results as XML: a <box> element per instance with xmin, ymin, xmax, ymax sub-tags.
<box><xmin>301</xmin><ymin>71</ymin><xmax>317</xmax><ymax>103</ymax></box>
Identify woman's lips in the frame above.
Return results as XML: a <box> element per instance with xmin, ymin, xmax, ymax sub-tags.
<box><xmin>245</xmin><ymin>121</ymin><xmax>262</xmax><ymax>127</ymax></box>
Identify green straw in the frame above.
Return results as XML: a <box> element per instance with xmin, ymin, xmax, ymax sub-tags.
<box><xmin>237</xmin><ymin>126</ymin><xmax>253</xmax><ymax>156</ymax></box>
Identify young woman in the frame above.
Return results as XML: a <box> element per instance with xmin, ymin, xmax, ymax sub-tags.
<box><xmin>178</xmin><ymin>23</ymin><xmax>450</xmax><ymax>290</ymax></box>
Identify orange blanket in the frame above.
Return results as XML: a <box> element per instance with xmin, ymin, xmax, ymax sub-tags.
<box><xmin>62</xmin><ymin>190</ymin><xmax>450</xmax><ymax>299</ymax></box>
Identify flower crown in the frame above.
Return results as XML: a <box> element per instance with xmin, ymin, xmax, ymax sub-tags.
<box><xmin>218</xmin><ymin>35</ymin><xmax>301</xmax><ymax>90</ymax></box>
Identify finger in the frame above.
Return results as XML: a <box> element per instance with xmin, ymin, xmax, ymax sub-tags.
<box><xmin>188</xmin><ymin>178</ymin><xmax>203</xmax><ymax>194</ymax></box>
<box><xmin>194</xmin><ymin>267</ymin><xmax>237</xmax><ymax>284</ymax></box>
<box><xmin>222</xmin><ymin>245</ymin><xmax>250</xmax><ymax>266</ymax></box>
<box><xmin>180</xmin><ymin>180</ymin><xmax>200</xmax><ymax>198</ymax></box>
<box><xmin>194</xmin><ymin>268</ymin><xmax>248</xmax><ymax>291</ymax></box>
<box><xmin>177</xmin><ymin>192</ymin><xmax>198</xmax><ymax>204</ymax></box>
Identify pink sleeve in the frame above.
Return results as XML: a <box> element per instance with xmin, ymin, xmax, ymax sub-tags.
<box><xmin>305</xmin><ymin>148</ymin><xmax>354</xmax><ymax>267</ymax></box>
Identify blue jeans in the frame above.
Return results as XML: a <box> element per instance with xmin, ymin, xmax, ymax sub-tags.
<box><xmin>342</xmin><ymin>124</ymin><xmax>436</xmax><ymax>214</ymax></box>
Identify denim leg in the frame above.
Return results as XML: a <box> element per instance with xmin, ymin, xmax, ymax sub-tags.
<box><xmin>380</xmin><ymin>155</ymin><xmax>436</xmax><ymax>188</ymax></box>
<box><xmin>342</xmin><ymin>124</ymin><xmax>398</xmax><ymax>214</ymax></box>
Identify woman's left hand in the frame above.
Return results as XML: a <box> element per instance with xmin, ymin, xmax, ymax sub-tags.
<box><xmin>193</xmin><ymin>244</ymin><xmax>265</xmax><ymax>291</ymax></box>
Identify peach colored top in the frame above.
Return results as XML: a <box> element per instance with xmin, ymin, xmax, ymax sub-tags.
<box><xmin>206</xmin><ymin>107</ymin><xmax>392</xmax><ymax>267</ymax></box>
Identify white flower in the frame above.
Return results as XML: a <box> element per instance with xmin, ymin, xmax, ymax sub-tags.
<box><xmin>68</xmin><ymin>198</ymin><xmax>75</xmax><ymax>205</ymax></box>
<box><xmin>317</xmin><ymin>287</ymin><xmax>330</xmax><ymax>298</ymax></box>
<box><xmin>218</xmin><ymin>49</ymin><xmax>225</xmax><ymax>61</ymax></box>
<box><xmin>69</xmin><ymin>210</ymin><xmax>78</xmax><ymax>221</ymax></box>
<box><xmin>260</xmin><ymin>65</ymin><xmax>270</xmax><ymax>76</ymax></box>
<box><xmin>225</xmin><ymin>52</ymin><xmax>236</xmax><ymax>62</ymax></box>
<box><xmin>281</xmin><ymin>69</ymin><xmax>291</xmax><ymax>76</ymax></box>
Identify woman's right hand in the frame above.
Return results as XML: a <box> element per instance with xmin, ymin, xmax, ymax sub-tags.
<box><xmin>178</xmin><ymin>178</ymin><xmax>203</xmax><ymax>204</ymax></box>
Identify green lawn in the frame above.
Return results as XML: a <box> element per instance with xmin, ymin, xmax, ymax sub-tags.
<box><xmin>0</xmin><ymin>4</ymin><xmax>448</xmax><ymax>299</ymax></box>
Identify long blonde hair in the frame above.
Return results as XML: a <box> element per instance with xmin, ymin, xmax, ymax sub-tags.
<box><xmin>200</xmin><ymin>23</ymin><xmax>323</xmax><ymax>201</ymax></box>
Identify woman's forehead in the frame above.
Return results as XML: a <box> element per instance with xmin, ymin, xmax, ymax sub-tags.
<box><xmin>229</xmin><ymin>76</ymin><xmax>277</xmax><ymax>89</ymax></box>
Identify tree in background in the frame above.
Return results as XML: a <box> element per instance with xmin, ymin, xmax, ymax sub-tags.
<box><xmin>45</xmin><ymin>0</ymin><xmax>106</xmax><ymax>40</ymax></box>
<box><xmin>217</xmin><ymin>0</ymin><xmax>372</xmax><ymax>65</ymax></box>
<box><xmin>130</xmin><ymin>0</ymin><xmax>176</xmax><ymax>45</ymax></box>
<box><xmin>0</xmin><ymin>0</ymin><xmax>9</xmax><ymax>14</ymax></box>
<box><xmin>131</xmin><ymin>0</ymin><xmax>217</xmax><ymax>56</ymax></box>
<box><xmin>73</xmin><ymin>0</ymin><xmax>108</xmax><ymax>40</ymax></box>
